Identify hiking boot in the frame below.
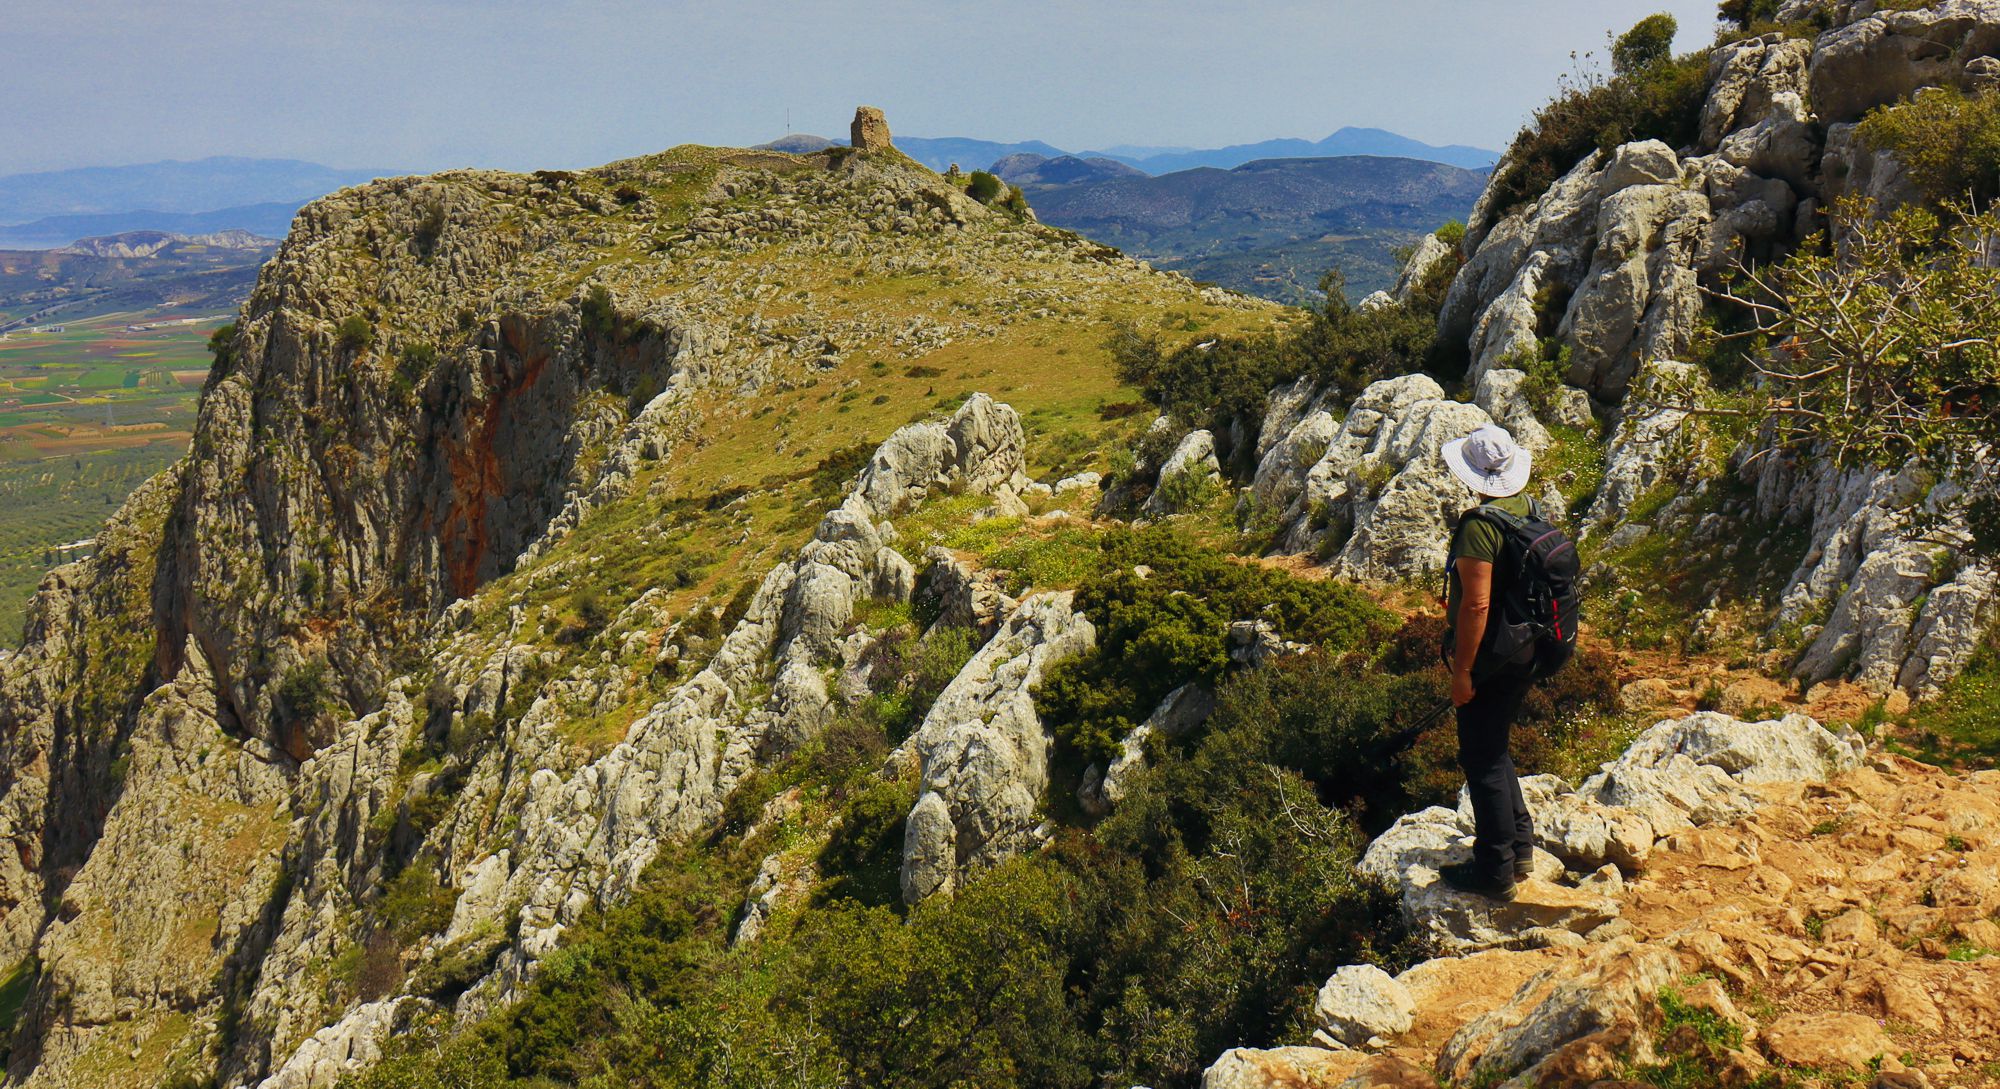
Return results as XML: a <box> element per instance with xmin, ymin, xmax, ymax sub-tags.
<box><xmin>1438</xmin><ymin>861</ymin><xmax>1516</xmax><ymax>901</ymax></box>
<box><xmin>1513</xmin><ymin>854</ymin><xmax>1534</xmax><ymax>882</ymax></box>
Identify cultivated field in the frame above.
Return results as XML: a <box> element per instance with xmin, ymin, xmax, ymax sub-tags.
<box><xmin>0</xmin><ymin>308</ymin><xmax>216</xmax><ymax>642</ymax></box>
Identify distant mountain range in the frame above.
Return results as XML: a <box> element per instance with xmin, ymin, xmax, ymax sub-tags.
<box><xmin>757</xmin><ymin>127</ymin><xmax>1499</xmax><ymax>174</ymax></box>
<box><xmin>0</xmin><ymin>229</ymin><xmax>279</xmax><ymax>332</ymax></box>
<box><xmin>988</xmin><ymin>154</ymin><xmax>1145</xmax><ymax>189</ymax></box>
<box><xmin>0</xmin><ymin>202</ymin><xmax>305</xmax><ymax>250</ymax></box>
<box><xmin>0</xmin><ymin>157</ymin><xmax>387</xmax><ymax>250</ymax></box>
<box><xmin>0</xmin><ymin>134</ymin><xmax>1493</xmax><ymax>303</ymax></box>
<box><xmin>0</xmin><ymin>157</ymin><xmax>387</xmax><ymax>222</ymax></box>
<box><xmin>1021</xmin><ymin>155</ymin><xmax>1488</xmax><ymax>303</ymax></box>
<box><xmin>1089</xmin><ymin>127</ymin><xmax>1499</xmax><ymax>173</ymax></box>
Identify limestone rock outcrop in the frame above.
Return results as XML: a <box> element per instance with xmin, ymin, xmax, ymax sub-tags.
<box><xmin>1250</xmin><ymin>374</ymin><xmax>1565</xmax><ymax>583</ymax></box>
<box><xmin>895</xmin><ymin>590</ymin><xmax>1096</xmax><ymax>902</ymax></box>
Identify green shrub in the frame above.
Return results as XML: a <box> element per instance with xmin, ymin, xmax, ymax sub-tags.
<box><xmin>1704</xmin><ymin>202</ymin><xmax>2000</xmax><ymax>519</ymax></box>
<box><xmin>1487</xmin><ymin>19</ymin><xmax>1708</xmax><ymax>212</ymax></box>
<box><xmin>1612</xmin><ymin>13</ymin><xmax>1678</xmax><ymax>77</ymax></box>
<box><xmin>1856</xmin><ymin>86</ymin><xmax>2000</xmax><ymax>206</ymax></box>
<box><xmin>1716</xmin><ymin>0</ymin><xmax>1781</xmax><ymax>27</ymax></box>
<box><xmin>207</xmin><ymin>322</ymin><xmax>238</xmax><ymax>371</ymax></box>
<box><xmin>276</xmin><ymin>659</ymin><xmax>341</xmax><ymax>724</ymax></box>
<box><xmin>335</xmin><ymin>315</ymin><xmax>375</xmax><ymax>353</ymax></box>
<box><xmin>817</xmin><ymin>775</ymin><xmax>920</xmax><ymax>905</ymax></box>
<box><xmin>388</xmin><ymin>342</ymin><xmax>434</xmax><ymax>404</ymax></box>
<box><xmin>856</xmin><ymin>625</ymin><xmax>976</xmax><ymax>739</ymax></box>
<box><xmin>1110</xmin><ymin>272</ymin><xmax>1440</xmax><ymax>460</ymax></box>
<box><xmin>1036</xmin><ymin>526</ymin><xmax>1391</xmax><ymax>764</ymax></box>
<box><xmin>378</xmin><ymin>860</ymin><xmax>456</xmax><ymax>945</ymax></box>
<box><xmin>966</xmin><ymin>171</ymin><xmax>1004</xmax><ymax>204</ymax></box>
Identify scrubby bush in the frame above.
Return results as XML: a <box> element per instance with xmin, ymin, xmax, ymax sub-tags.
<box><xmin>1855</xmin><ymin>86</ymin><xmax>2000</xmax><ymax>206</ymax></box>
<box><xmin>1612</xmin><ymin>13</ymin><xmax>1678</xmax><ymax>76</ymax></box>
<box><xmin>1299</xmin><ymin>270</ymin><xmax>1441</xmax><ymax>388</ymax></box>
<box><xmin>1700</xmin><ymin>201</ymin><xmax>2000</xmax><ymax>548</ymax></box>
<box><xmin>966</xmin><ymin>170</ymin><xmax>1004</xmax><ymax>204</ymax></box>
<box><xmin>1036</xmin><ymin>526</ymin><xmax>1391</xmax><ymax>764</ymax></box>
<box><xmin>1109</xmin><ymin>270</ymin><xmax>1441</xmax><ymax>463</ymax></box>
<box><xmin>207</xmin><ymin>322</ymin><xmax>237</xmax><ymax>371</ymax></box>
<box><xmin>1488</xmin><ymin>15</ymin><xmax>1708</xmax><ymax>212</ymax></box>
<box><xmin>335</xmin><ymin>315</ymin><xmax>375</xmax><ymax>353</ymax></box>
<box><xmin>1716</xmin><ymin>0</ymin><xmax>1782</xmax><ymax>27</ymax></box>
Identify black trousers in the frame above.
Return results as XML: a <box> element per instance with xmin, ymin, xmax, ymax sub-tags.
<box><xmin>1456</xmin><ymin>669</ymin><xmax>1535</xmax><ymax>879</ymax></box>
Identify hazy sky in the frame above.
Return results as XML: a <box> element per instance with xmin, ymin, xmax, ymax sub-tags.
<box><xmin>7</xmin><ymin>0</ymin><xmax>1721</xmax><ymax>175</ymax></box>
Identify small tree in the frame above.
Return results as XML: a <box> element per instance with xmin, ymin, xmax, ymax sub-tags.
<box><xmin>335</xmin><ymin>315</ymin><xmax>374</xmax><ymax>353</ymax></box>
<box><xmin>1612</xmin><ymin>13</ymin><xmax>1678</xmax><ymax>76</ymax></box>
<box><xmin>966</xmin><ymin>171</ymin><xmax>1004</xmax><ymax>204</ymax></box>
<box><xmin>1679</xmin><ymin>201</ymin><xmax>2000</xmax><ymax>552</ymax></box>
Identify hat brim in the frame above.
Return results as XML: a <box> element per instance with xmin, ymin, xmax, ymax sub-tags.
<box><xmin>1442</xmin><ymin>436</ymin><xmax>1532</xmax><ymax>498</ymax></box>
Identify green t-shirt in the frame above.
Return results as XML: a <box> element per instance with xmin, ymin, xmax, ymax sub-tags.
<box><xmin>1452</xmin><ymin>494</ymin><xmax>1534</xmax><ymax>567</ymax></box>
<box><xmin>1446</xmin><ymin>494</ymin><xmax>1534</xmax><ymax>631</ymax></box>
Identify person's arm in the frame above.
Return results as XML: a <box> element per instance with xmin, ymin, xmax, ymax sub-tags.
<box><xmin>1451</xmin><ymin>556</ymin><xmax>1493</xmax><ymax>706</ymax></box>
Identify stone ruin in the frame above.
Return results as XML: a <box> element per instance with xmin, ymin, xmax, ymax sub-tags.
<box><xmin>851</xmin><ymin>106</ymin><xmax>892</xmax><ymax>151</ymax></box>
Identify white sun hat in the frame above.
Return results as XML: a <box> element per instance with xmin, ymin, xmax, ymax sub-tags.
<box><xmin>1441</xmin><ymin>423</ymin><xmax>1532</xmax><ymax>498</ymax></box>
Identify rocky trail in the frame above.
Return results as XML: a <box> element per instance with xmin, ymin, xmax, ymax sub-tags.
<box><xmin>1208</xmin><ymin>716</ymin><xmax>2000</xmax><ymax>1088</ymax></box>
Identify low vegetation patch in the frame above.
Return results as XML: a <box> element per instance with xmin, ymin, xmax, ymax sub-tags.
<box><xmin>1035</xmin><ymin>525</ymin><xmax>1392</xmax><ymax>766</ymax></box>
<box><xmin>1487</xmin><ymin>14</ymin><xmax>1708</xmax><ymax>213</ymax></box>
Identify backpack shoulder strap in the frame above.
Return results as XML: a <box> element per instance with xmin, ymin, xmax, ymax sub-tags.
<box><xmin>1467</xmin><ymin>502</ymin><xmax>1530</xmax><ymax>535</ymax></box>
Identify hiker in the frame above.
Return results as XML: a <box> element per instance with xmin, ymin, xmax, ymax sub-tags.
<box><xmin>1435</xmin><ymin>423</ymin><xmax>1562</xmax><ymax>900</ymax></box>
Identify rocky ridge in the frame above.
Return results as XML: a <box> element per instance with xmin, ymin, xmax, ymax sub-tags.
<box><xmin>0</xmin><ymin>134</ymin><xmax>1266</xmax><ymax>1089</ymax></box>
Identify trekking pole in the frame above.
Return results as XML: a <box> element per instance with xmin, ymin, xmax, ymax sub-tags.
<box><xmin>1374</xmin><ymin>696</ymin><xmax>1455</xmax><ymax>759</ymax></box>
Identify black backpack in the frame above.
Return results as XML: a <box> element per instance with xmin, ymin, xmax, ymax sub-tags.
<box><xmin>1448</xmin><ymin>499</ymin><xmax>1581</xmax><ymax>679</ymax></box>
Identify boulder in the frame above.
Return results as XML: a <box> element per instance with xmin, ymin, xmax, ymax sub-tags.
<box><xmin>1089</xmin><ymin>681</ymin><xmax>1216</xmax><ymax>813</ymax></box>
<box><xmin>1436</xmin><ymin>939</ymin><xmax>1679</xmax><ymax>1087</ymax></box>
<box><xmin>1315</xmin><ymin>964</ymin><xmax>1417</xmax><ymax>1047</ymax></box>
<box><xmin>1809</xmin><ymin>2</ymin><xmax>2000</xmax><ymax>124</ymax></box>
<box><xmin>1587</xmin><ymin>359</ymin><xmax>1708</xmax><ymax>531</ymax></box>
<box><xmin>1251</xmin><ymin>409</ymin><xmax>1337</xmax><ymax>511</ymax></box>
<box><xmin>1275</xmin><ymin>375</ymin><xmax>1513</xmax><ymax>583</ymax></box>
<box><xmin>1619</xmin><ymin>678</ymin><xmax>1676</xmax><ymax>711</ymax></box>
<box><xmin>258</xmin><ymin>997</ymin><xmax>436</xmax><ymax>1089</ymax></box>
<box><xmin>1558</xmin><ymin>183</ymin><xmax>1710</xmax><ymax>399</ymax></box>
<box><xmin>1359</xmin><ymin>805</ymin><xmax>1620</xmax><ymax>953</ymax></box>
<box><xmin>1470</xmin><ymin>368</ymin><xmax>1556</xmax><ymax>453</ymax></box>
<box><xmin>1598</xmin><ymin>140</ymin><xmax>1681</xmax><ymax>194</ymax></box>
<box><xmin>922</xmin><ymin>547</ymin><xmax>1013</xmax><ymax>640</ymax></box>
<box><xmin>1535</xmin><ymin>792</ymin><xmax>1656</xmax><ymax>872</ymax></box>
<box><xmin>1702</xmin><ymin>35</ymin><xmax>1813</xmax><ymax>149</ymax></box>
<box><xmin>1444</xmin><ymin>153</ymin><xmax>1607</xmax><ymax>386</ymax></box>
<box><xmin>1392</xmin><ymin>232</ymin><xmax>1456</xmax><ymax>304</ymax></box>
<box><xmin>1200</xmin><ymin>1046</ymin><xmax>1367</xmax><ymax>1089</ymax></box>
<box><xmin>1143</xmin><ymin>429</ymin><xmax>1221</xmax><ymax>515</ymax></box>
<box><xmin>899</xmin><ymin>791</ymin><xmax>957</xmax><ymax>903</ymax></box>
<box><xmin>1579</xmin><ymin>711</ymin><xmax>1863</xmax><ymax>834</ymax></box>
